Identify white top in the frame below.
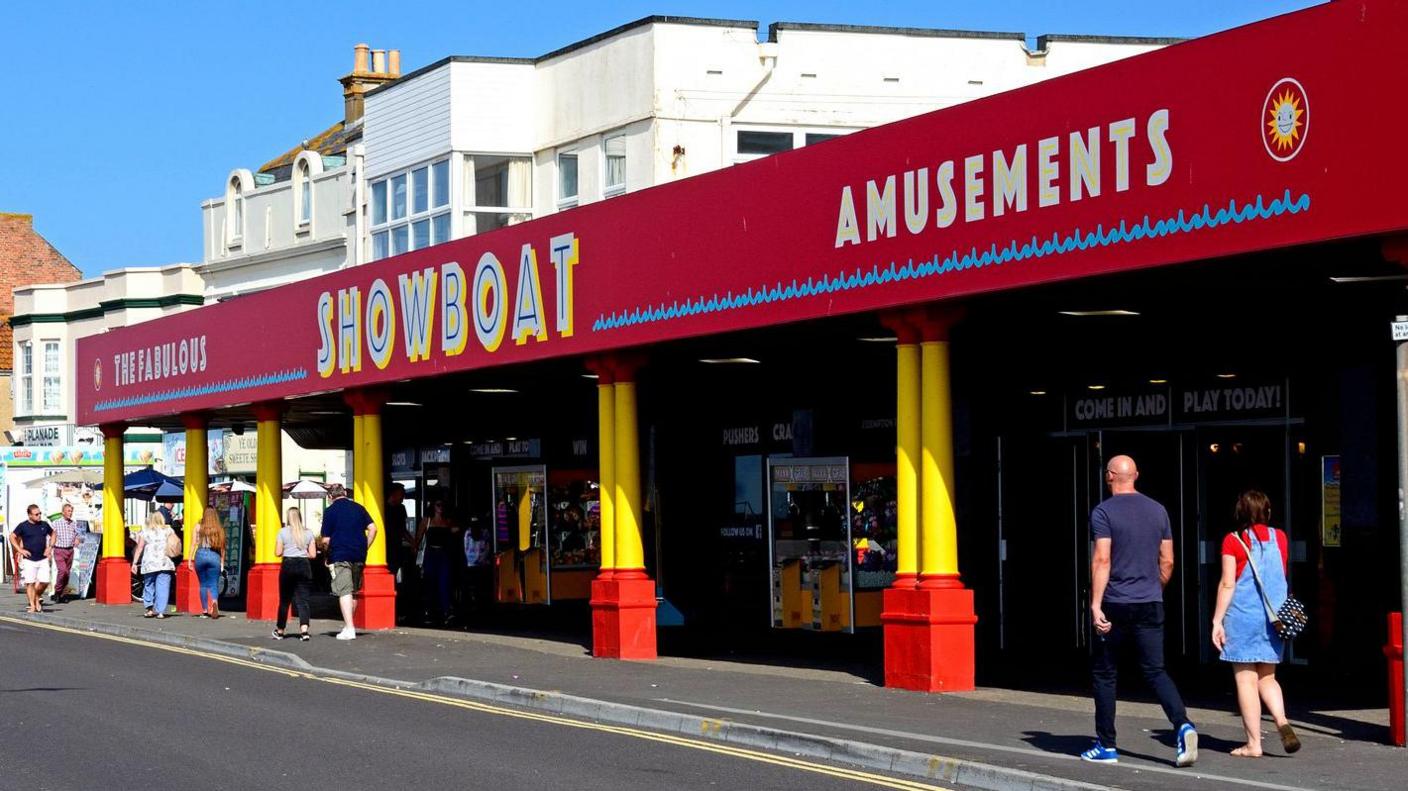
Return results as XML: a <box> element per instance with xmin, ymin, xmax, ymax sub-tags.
<box><xmin>138</xmin><ymin>526</ymin><xmax>176</xmax><ymax>574</ymax></box>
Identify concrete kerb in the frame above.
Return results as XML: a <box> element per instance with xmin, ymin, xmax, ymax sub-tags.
<box><xmin>13</xmin><ymin>613</ymin><xmax>1117</xmax><ymax>791</ymax></box>
<box><xmin>416</xmin><ymin>676</ymin><xmax>1117</xmax><ymax>791</ymax></box>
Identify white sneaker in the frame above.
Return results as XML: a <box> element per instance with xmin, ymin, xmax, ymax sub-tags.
<box><xmin>335</xmin><ymin>627</ymin><xmax>357</xmax><ymax>640</ymax></box>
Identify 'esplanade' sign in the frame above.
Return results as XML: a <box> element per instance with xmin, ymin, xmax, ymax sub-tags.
<box><xmin>74</xmin><ymin>1</ymin><xmax>1408</xmax><ymax>425</ymax></box>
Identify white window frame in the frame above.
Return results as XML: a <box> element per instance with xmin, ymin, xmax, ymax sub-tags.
<box><xmin>464</xmin><ymin>153</ymin><xmax>534</xmax><ymax>236</ymax></box>
<box><xmin>18</xmin><ymin>341</ymin><xmax>32</xmax><ymax>416</ymax></box>
<box><xmin>602</xmin><ymin>133</ymin><xmax>626</xmax><ymax>197</ymax></box>
<box><xmin>224</xmin><ymin>169</ymin><xmax>252</xmax><ymax>247</ymax></box>
<box><xmin>293</xmin><ymin>151</ymin><xmax>325</xmax><ymax>235</ymax></box>
<box><xmin>368</xmin><ymin>158</ymin><xmax>451</xmax><ymax>262</ymax></box>
<box><xmin>731</xmin><ymin>126</ymin><xmax>854</xmax><ymax>165</ymax></box>
<box><xmin>557</xmin><ymin>151</ymin><xmax>579</xmax><ymax>208</ymax></box>
<box><xmin>41</xmin><ymin>339</ymin><xmax>60</xmax><ymax>415</ymax></box>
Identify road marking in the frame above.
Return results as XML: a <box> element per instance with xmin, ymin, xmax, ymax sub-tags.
<box><xmin>655</xmin><ymin>698</ymin><xmax>1323</xmax><ymax>791</ymax></box>
<box><xmin>0</xmin><ymin>617</ymin><xmax>951</xmax><ymax>791</ymax></box>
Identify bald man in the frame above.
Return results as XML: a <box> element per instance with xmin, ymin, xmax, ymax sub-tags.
<box><xmin>1080</xmin><ymin>455</ymin><xmax>1197</xmax><ymax>767</ymax></box>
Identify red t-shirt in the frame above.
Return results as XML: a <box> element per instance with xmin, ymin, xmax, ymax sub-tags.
<box><xmin>1221</xmin><ymin>524</ymin><xmax>1289</xmax><ymax>580</ymax></box>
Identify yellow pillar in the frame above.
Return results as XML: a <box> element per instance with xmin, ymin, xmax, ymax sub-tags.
<box><xmin>613</xmin><ymin>378</ymin><xmax>644</xmax><ymax>574</ymax></box>
<box><xmin>182</xmin><ymin>416</ymin><xmax>208</xmax><ymax>557</ymax></box>
<box><xmin>920</xmin><ymin>340</ymin><xmax>960</xmax><ymax>583</ymax></box>
<box><xmin>351</xmin><ymin>413</ymin><xmax>365</xmax><ymax>506</ymax></box>
<box><xmin>362</xmin><ymin>407</ymin><xmax>386</xmax><ymax>566</ymax></box>
<box><xmin>101</xmin><ymin>428</ymin><xmax>125</xmax><ymax>559</ymax></box>
<box><xmin>895</xmin><ymin>341</ymin><xmax>920</xmax><ymax>585</ymax></box>
<box><xmin>597</xmin><ymin>380</ymin><xmax>616</xmax><ymax>573</ymax></box>
<box><xmin>254</xmin><ymin>408</ymin><xmax>283</xmax><ymax>565</ymax></box>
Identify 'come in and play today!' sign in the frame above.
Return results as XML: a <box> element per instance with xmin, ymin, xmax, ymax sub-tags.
<box><xmin>76</xmin><ymin>0</ymin><xmax>1408</xmax><ymax>426</ymax></box>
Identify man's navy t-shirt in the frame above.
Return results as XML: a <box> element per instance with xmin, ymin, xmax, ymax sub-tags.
<box><xmin>321</xmin><ymin>498</ymin><xmax>373</xmax><ymax>564</ymax></box>
<box><xmin>1091</xmin><ymin>492</ymin><xmax>1171</xmax><ymax>604</ymax></box>
<box><xmin>12</xmin><ymin>520</ymin><xmax>53</xmax><ymax>558</ymax></box>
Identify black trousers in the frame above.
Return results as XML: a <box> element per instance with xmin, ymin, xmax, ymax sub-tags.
<box><xmin>276</xmin><ymin>557</ymin><xmax>312</xmax><ymax>631</ymax></box>
<box><xmin>1091</xmin><ymin>601</ymin><xmax>1191</xmax><ymax>748</ymax></box>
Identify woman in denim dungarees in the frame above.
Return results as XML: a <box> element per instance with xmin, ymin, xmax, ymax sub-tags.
<box><xmin>1211</xmin><ymin>490</ymin><xmax>1301</xmax><ymax>757</ymax></box>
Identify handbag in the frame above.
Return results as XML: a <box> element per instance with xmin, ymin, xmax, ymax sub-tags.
<box><xmin>164</xmin><ymin>529</ymin><xmax>182</xmax><ymax>559</ymax></box>
<box><xmin>1231</xmin><ymin>530</ymin><xmax>1308</xmax><ymax>639</ymax></box>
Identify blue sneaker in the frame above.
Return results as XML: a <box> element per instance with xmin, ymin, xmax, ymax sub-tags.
<box><xmin>1176</xmin><ymin>723</ymin><xmax>1198</xmax><ymax>767</ymax></box>
<box><xmin>1080</xmin><ymin>742</ymin><xmax>1119</xmax><ymax>763</ymax></box>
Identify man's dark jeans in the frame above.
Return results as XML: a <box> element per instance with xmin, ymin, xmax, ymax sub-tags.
<box><xmin>1092</xmin><ymin>601</ymin><xmax>1191</xmax><ymax>748</ymax></box>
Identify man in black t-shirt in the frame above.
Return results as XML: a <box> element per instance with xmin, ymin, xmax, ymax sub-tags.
<box><xmin>1081</xmin><ymin>455</ymin><xmax>1197</xmax><ymax>768</ymax></box>
<box><xmin>318</xmin><ymin>485</ymin><xmax>376</xmax><ymax>640</ymax></box>
<box><xmin>9</xmin><ymin>504</ymin><xmax>55</xmax><ymax>613</ymax></box>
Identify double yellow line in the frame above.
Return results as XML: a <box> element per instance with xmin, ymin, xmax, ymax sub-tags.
<box><xmin>2</xmin><ymin>616</ymin><xmax>950</xmax><ymax>791</ymax></box>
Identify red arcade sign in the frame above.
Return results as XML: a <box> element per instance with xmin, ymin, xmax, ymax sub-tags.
<box><xmin>79</xmin><ymin>0</ymin><xmax>1408</xmax><ymax>425</ymax></box>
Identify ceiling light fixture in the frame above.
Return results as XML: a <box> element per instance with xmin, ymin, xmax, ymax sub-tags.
<box><xmin>1216</xmin><ymin>373</ymin><xmax>1237</xmax><ymax>379</ymax></box>
<box><xmin>1148</xmin><ymin>378</ymin><xmax>1168</xmax><ymax>385</ymax></box>
<box><xmin>386</xmin><ymin>401</ymin><xmax>423</xmax><ymax>407</ymax></box>
<box><xmin>581</xmin><ymin>374</ymin><xmax>599</xmax><ymax>380</ymax></box>
<box><xmin>699</xmin><ymin>357</ymin><xmax>761</xmax><ymax>364</ymax></box>
<box><xmin>1058</xmin><ymin>309</ymin><xmax>1141</xmax><ymax>317</ymax></box>
<box><xmin>857</xmin><ymin>336</ymin><xmax>899</xmax><ymax>343</ymax></box>
<box><xmin>470</xmin><ymin>388</ymin><xmax>518</xmax><ymax>394</ymax></box>
<box><xmin>1087</xmin><ymin>384</ymin><xmax>1107</xmax><ymax>391</ymax></box>
<box><xmin>1028</xmin><ymin>390</ymin><xmax>1047</xmax><ymax>396</ymax></box>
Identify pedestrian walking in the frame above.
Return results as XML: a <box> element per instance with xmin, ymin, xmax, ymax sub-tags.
<box><xmin>1080</xmin><ymin>455</ymin><xmax>1198</xmax><ymax>767</ymax></box>
<box><xmin>1211</xmin><ymin>489</ymin><xmax>1302</xmax><ymax>757</ymax></box>
<box><xmin>273</xmin><ymin>507</ymin><xmax>317</xmax><ymax>641</ymax></box>
<box><xmin>318</xmin><ymin>485</ymin><xmax>376</xmax><ymax>640</ymax></box>
<box><xmin>50</xmin><ymin>503</ymin><xmax>83</xmax><ymax>603</ymax></box>
<box><xmin>132</xmin><ymin>512</ymin><xmax>178</xmax><ymax>618</ymax></box>
<box><xmin>414</xmin><ymin>500</ymin><xmax>459</xmax><ymax>625</ymax></box>
<box><xmin>190</xmin><ymin>509</ymin><xmax>226</xmax><ymax>619</ymax></box>
<box><xmin>9</xmin><ymin>504</ymin><xmax>54</xmax><ymax>613</ymax></box>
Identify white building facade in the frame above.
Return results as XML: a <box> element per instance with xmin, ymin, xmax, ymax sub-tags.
<box><xmin>358</xmin><ymin>17</ymin><xmax>1174</xmax><ymax>263</ymax></box>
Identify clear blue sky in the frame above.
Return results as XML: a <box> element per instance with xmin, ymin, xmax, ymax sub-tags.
<box><xmin>1</xmin><ymin>1</ymin><xmax>1320</xmax><ymax>277</ymax></box>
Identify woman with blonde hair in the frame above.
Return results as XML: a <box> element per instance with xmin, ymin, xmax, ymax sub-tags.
<box><xmin>273</xmin><ymin>506</ymin><xmax>317</xmax><ymax>640</ymax></box>
<box><xmin>132</xmin><ymin>511</ymin><xmax>177</xmax><ymax>618</ymax></box>
<box><xmin>190</xmin><ymin>508</ymin><xmax>226</xmax><ymax>619</ymax></box>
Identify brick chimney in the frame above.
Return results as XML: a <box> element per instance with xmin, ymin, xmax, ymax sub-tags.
<box><xmin>340</xmin><ymin>43</ymin><xmax>402</xmax><ymax>125</ymax></box>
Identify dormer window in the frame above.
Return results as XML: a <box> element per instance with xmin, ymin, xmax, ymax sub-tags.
<box><xmin>292</xmin><ymin>151</ymin><xmax>323</xmax><ymax>235</ymax></box>
<box><xmin>224</xmin><ymin>169</ymin><xmax>253</xmax><ymax>247</ymax></box>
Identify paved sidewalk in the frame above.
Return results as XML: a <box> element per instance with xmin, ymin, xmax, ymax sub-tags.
<box><xmin>6</xmin><ymin>593</ymin><xmax>1400</xmax><ymax>791</ymax></box>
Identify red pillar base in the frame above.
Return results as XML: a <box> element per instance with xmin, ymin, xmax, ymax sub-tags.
<box><xmin>94</xmin><ymin>557</ymin><xmax>132</xmax><ymax>605</ymax></box>
<box><xmin>174</xmin><ymin>563</ymin><xmax>203</xmax><ymax>614</ymax></box>
<box><xmin>590</xmin><ymin>575</ymin><xmax>658</xmax><ymax>659</ymax></box>
<box><xmin>245</xmin><ymin>563</ymin><xmax>281</xmax><ymax>621</ymax></box>
<box><xmin>881</xmin><ymin>586</ymin><xmax>978</xmax><ymax>692</ymax></box>
<box><xmin>353</xmin><ymin>566</ymin><xmax>397</xmax><ymax>630</ymax></box>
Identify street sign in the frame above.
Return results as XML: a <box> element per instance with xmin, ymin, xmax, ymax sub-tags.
<box><xmin>1393</xmin><ymin>319</ymin><xmax>1408</xmax><ymax>341</ymax></box>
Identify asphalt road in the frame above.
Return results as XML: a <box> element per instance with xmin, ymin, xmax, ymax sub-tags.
<box><xmin>0</xmin><ymin>620</ymin><xmax>959</xmax><ymax>791</ymax></box>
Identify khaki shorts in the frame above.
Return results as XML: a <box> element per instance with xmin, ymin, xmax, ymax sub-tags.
<box><xmin>330</xmin><ymin>561</ymin><xmax>364</xmax><ymax>597</ymax></box>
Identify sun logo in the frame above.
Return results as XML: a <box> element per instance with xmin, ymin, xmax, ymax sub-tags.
<box><xmin>1262</xmin><ymin>78</ymin><xmax>1308</xmax><ymax>162</ymax></box>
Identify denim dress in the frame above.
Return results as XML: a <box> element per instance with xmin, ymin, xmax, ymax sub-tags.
<box><xmin>1220</xmin><ymin>529</ymin><xmax>1287</xmax><ymax>664</ymax></box>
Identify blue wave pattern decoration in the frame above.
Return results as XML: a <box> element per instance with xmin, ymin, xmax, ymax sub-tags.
<box><xmin>591</xmin><ymin>190</ymin><xmax>1311</xmax><ymax>333</ymax></box>
<box><xmin>93</xmin><ymin>368</ymin><xmax>309</xmax><ymax>413</ymax></box>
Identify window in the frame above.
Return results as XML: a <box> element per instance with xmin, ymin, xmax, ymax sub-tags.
<box><xmin>734</xmin><ymin>128</ymin><xmax>852</xmax><ymax>164</ymax></box>
<box><xmin>465</xmin><ymin>154</ymin><xmax>533</xmax><ymax>235</ymax></box>
<box><xmin>369</xmin><ymin>159</ymin><xmax>451</xmax><ymax>261</ymax></box>
<box><xmin>42</xmin><ymin>341</ymin><xmax>59</xmax><ymax>414</ymax></box>
<box><xmin>603</xmin><ymin>134</ymin><xmax>626</xmax><ymax>195</ymax></box>
<box><xmin>18</xmin><ymin>342</ymin><xmax>32</xmax><ymax>415</ymax></box>
<box><xmin>737</xmin><ymin>131</ymin><xmax>793</xmax><ymax>156</ymax></box>
<box><xmin>557</xmin><ymin>152</ymin><xmax>578</xmax><ymax>206</ymax></box>
<box><xmin>296</xmin><ymin>160</ymin><xmax>312</xmax><ymax>228</ymax></box>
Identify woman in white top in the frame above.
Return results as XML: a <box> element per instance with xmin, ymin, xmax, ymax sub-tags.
<box><xmin>132</xmin><ymin>512</ymin><xmax>177</xmax><ymax>618</ymax></box>
<box><xmin>273</xmin><ymin>507</ymin><xmax>318</xmax><ymax>641</ymax></box>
